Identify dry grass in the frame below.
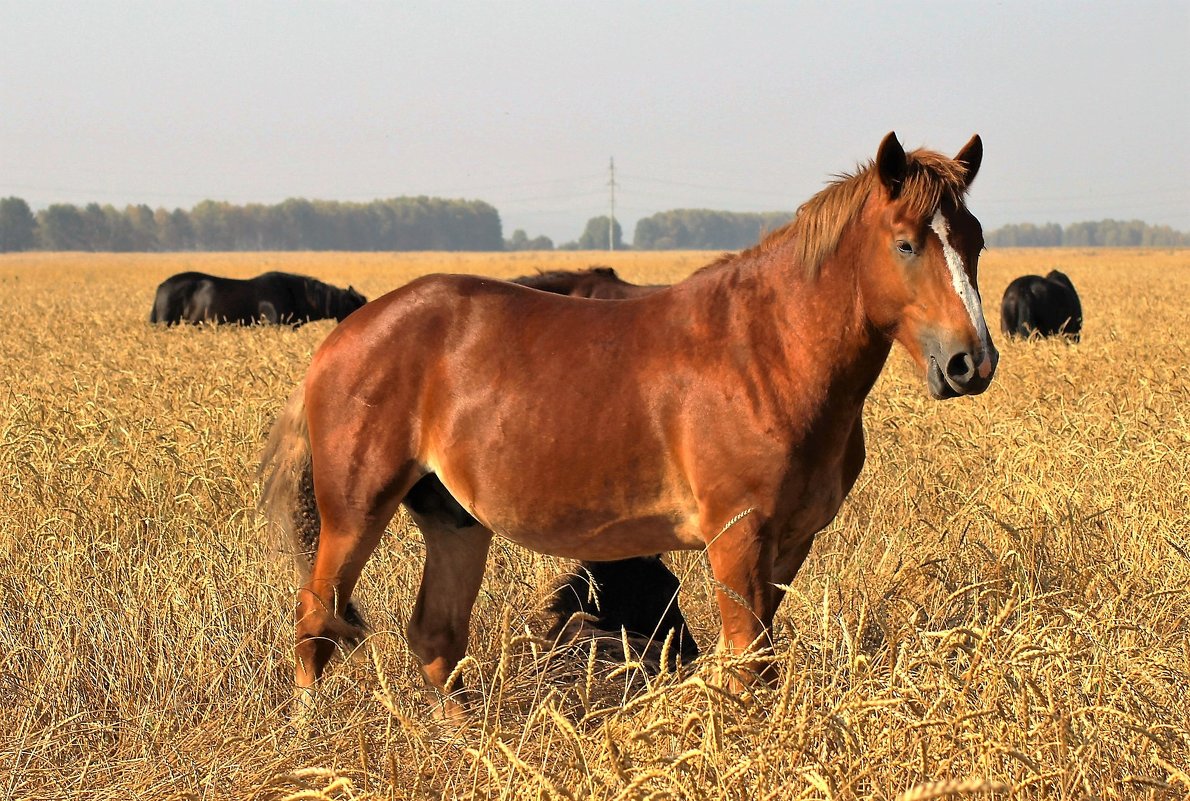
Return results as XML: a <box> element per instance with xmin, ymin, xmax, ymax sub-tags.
<box><xmin>1</xmin><ymin>248</ymin><xmax>1187</xmax><ymax>800</ymax></box>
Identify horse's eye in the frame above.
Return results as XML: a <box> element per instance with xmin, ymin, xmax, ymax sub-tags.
<box><xmin>896</xmin><ymin>240</ymin><xmax>915</xmax><ymax>256</ymax></box>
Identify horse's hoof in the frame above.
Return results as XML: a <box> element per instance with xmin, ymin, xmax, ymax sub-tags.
<box><xmin>291</xmin><ymin>686</ymin><xmax>317</xmax><ymax>731</ymax></box>
<box><xmin>428</xmin><ymin>687</ymin><xmax>480</xmax><ymax>728</ymax></box>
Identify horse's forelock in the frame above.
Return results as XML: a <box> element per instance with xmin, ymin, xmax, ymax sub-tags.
<box><xmin>895</xmin><ymin>149</ymin><xmax>971</xmax><ymax>222</ymax></box>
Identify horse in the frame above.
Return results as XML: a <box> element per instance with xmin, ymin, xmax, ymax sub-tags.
<box><xmin>999</xmin><ymin>270</ymin><xmax>1082</xmax><ymax>342</ymax></box>
<box><xmin>542</xmin><ymin>556</ymin><xmax>697</xmax><ymax>670</ymax></box>
<box><xmin>150</xmin><ymin>271</ymin><xmax>366</xmax><ymax>326</ymax></box>
<box><xmin>511</xmin><ymin>266</ymin><xmax>665</xmax><ymax>299</ymax></box>
<box><xmin>260</xmin><ymin>132</ymin><xmax>997</xmax><ymax>718</ymax></box>
<box><xmin>409</xmin><ymin>266</ymin><xmax>697</xmax><ymax>670</ymax></box>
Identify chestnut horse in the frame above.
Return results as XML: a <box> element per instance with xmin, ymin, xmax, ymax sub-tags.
<box><xmin>413</xmin><ymin>266</ymin><xmax>698</xmax><ymax>668</ymax></box>
<box><xmin>512</xmin><ymin>266</ymin><xmax>665</xmax><ymax>299</ymax></box>
<box><xmin>261</xmin><ymin>132</ymin><xmax>997</xmax><ymax>716</ymax></box>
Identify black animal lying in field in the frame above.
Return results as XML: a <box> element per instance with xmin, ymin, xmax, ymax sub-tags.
<box><xmin>402</xmin><ymin>266</ymin><xmax>699</xmax><ymax>671</ymax></box>
<box><xmin>1000</xmin><ymin>270</ymin><xmax>1083</xmax><ymax>342</ymax></box>
<box><xmin>150</xmin><ymin>271</ymin><xmax>366</xmax><ymax>326</ymax></box>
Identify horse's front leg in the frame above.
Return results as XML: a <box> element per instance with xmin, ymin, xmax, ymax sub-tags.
<box><xmin>704</xmin><ymin>510</ymin><xmax>779</xmax><ymax>690</ymax></box>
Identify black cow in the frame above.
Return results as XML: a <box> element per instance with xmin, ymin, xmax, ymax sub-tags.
<box><xmin>150</xmin><ymin>271</ymin><xmax>366</xmax><ymax>326</ymax></box>
<box><xmin>1000</xmin><ymin>270</ymin><xmax>1083</xmax><ymax>342</ymax></box>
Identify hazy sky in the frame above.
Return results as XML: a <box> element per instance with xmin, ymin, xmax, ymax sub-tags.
<box><xmin>2</xmin><ymin>1</ymin><xmax>1187</xmax><ymax>243</ymax></box>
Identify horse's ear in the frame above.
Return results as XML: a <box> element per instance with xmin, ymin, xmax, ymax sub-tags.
<box><xmin>954</xmin><ymin>134</ymin><xmax>982</xmax><ymax>187</ymax></box>
<box><xmin>876</xmin><ymin>132</ymin><xmax>907</xmax><ymax>198</ymax></box>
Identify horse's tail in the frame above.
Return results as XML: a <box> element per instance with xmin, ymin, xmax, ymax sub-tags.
<box><xmin>259</xmin><ymin>382</ymin><xmax>366</xmax><ymax>632</ymax></box>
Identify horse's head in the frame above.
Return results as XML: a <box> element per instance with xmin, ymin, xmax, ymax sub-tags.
<box><xmin>860</xmin><ymin>132</ymin><xmax>997</xmax><ymax>399</ymax></box>
<box><xmin>335</xmin><ymin>286</ymin><xmax>368</xmax><ymax>321</ymax></box>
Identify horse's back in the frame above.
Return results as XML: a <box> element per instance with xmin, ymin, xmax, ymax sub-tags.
<box><xmin>315</xmin><ymin>273</ymin><xmax>657</xmax><ymax>404</ymax></box>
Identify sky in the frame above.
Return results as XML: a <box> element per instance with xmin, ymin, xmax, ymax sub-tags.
<box><xmin>2</xmin><ymin>1</ymin><xmax>1187</xmax><ymax>244</ymax></box>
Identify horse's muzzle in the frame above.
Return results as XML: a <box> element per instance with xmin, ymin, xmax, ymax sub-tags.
<box><xmin>926</xmin><ymin>341</ymin><xmax>998</xmax><ymax>399</ymax></box>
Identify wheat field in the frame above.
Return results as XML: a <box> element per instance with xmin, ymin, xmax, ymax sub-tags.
<box><xmin>1</xmin><ymin>248</ymin><xmax>1187</xmax><ymax>800</ymax></box>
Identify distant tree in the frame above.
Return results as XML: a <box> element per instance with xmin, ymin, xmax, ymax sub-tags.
<box><xmin>1142</xmin><ymin>224</ymin><xmax>1189</xmax><ymax>247</ymax></box>
<box><xmin>125</xmin><ymin>204</ymin><xmax>159</xmax><ymax>251</ymax></box>
<box><xmin>155</xmin><ymin>208</ymin><xmax>194</xmax><ymax>250</ymax></box>
<box><xmin>0</xmin><ymin>197</ymin><xmax>37</xmax><ymax>251</ymax></box>
<box><xmin>985</xmin><ymin>222</ymin><xmax>1062</xmax><ymax>248</ymax></box>
<box><xmin>986</xmin><ymin>219</ymin><xmax>1189</xmax><ymax>248</ymax></box>
<box><xmin>506</xmin><ymin>229</ymin><xmax>529</xmax><ymax>250</ymax></box>
<box><xmin>632</xmin><ymin>209</ymin><xmax>794</xmax><ymax>250</ymax></box>
<box><xmin>81</xmin><ymin>203</ymin><xmax>111</xmax><ymax>250</ymax></box>
<box><xmin>505</xmin><ymin>229</ymin><xmax>554</xmax><ymax>251</ymax></box>
<box><xmin>102</xmin><ymin>204</ymin><xmax>137</xmax><ymax>251</ymax></box>
<box><xmin>191</xmin><ymin>200</ymin><xmax>236</xmax><ymax>250</ymax></box>
<box><xmin>576</xmin><ymin>216</ymin><xmax>625</xmax><ymax>250</ymax></box>
<box><xmin>38</xmin><ymin>204</ymin><xmax>90</xmax><ymax>250</ymax></box>
<box><xmin>277</xmin><ymin>198</ymin><xmax>318</xmax><ymax>249</ymax></box>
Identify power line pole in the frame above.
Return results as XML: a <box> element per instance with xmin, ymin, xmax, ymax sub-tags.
<box><xmin>608</xmin><ymin>156</ymin><xmax>617</xmax><ymax>251</ymax></box>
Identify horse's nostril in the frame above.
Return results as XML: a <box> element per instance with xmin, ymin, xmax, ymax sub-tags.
<box><xmin>946</xmin><ymin>352</ymin><xmax>975</xmax><ymax>383</ymax></box>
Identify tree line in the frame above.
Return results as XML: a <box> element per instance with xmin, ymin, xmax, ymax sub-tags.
<box><xmin>985</xmin><ymin>220</ymin><xmax>1189</xmax><ymax>248</ymax></box>
<box><xmin>0</xmin><ymin>196</ymin><xmax>503</xmax><ymax>252</ymax></box>
<box><xmin>630</xmin><ymin>209</ymin><xmax>796</xmax><ymax>250</ymax></box>
<box><xmin>1</xmin><ymin>195</ymin><xmax>1186</xmax><ymax>252</ymax></box>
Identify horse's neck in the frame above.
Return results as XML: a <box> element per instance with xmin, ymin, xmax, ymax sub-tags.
<box><xmin>708</xmin><ymin>242</ymin><xmax>892</xmax><ymax>415</ymax></box>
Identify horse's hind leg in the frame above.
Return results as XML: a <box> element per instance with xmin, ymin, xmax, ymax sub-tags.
<box><xmin>295</xmin><ymin>518</ymin><xmax>388</xmax><ymax>692</ymax></box>
<box><xmin>406</xmin><ymin>511</ymin><xmax>493</xmax><ymax>720</ymax></box>
<box><xmin>295</xmin><ymin>474</ymin><xmax>408</xmax><ymax>694</ymax></box>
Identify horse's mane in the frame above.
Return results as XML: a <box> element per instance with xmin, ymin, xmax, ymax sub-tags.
<box><xmin>294</xmin><ymin>274</ymin><xmax>342</xmax><ymax>316</ymax></box>
<box><xmin>705</xmin><ymin>148</ymin><xmax>972</xmax><ymax>278</ymax></box>
<box><xmin>300</xmin><ymin>274</ymin><xmax>329</xmax><ymax>294</ymax></box>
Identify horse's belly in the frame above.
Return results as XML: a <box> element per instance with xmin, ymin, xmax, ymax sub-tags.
<box><xmin>425</xmin><ymin>406</ymin><xmax>702</xmax><ymax>559</ymax></box>
<box><xmin>492</xmin><ymin>508</ymin><xmax>705</xmax><ymax>561</ymax></box>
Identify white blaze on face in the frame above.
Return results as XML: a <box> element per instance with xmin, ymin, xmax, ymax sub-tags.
<box><xmin>930</xmin><ymin>209</ymin><xmax>992</xmax><ymax>372</ymax></box>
